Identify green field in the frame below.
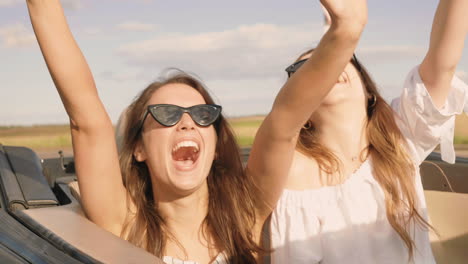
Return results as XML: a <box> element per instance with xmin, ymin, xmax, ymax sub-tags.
<box><xmin>0</xmin><ymin>116</ymin><xmax>265</xmax><ymax>153</ymax></box>
<box><xmin>1</xmin><ymin>115</ymin><xmax>467</xmax><ymax>154</ymax></box>
<box><xmin>229</xmin><ymin>116</ymin><xmax>264</xmax><ymax>146</ymax></box>
<box><xmin>0</xmin><ymin>125</ymin><xmax>72</xmax><ymax>151</ymax></box>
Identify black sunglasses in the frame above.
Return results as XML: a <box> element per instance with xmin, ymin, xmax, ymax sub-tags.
<box><xmin>139</xmin><ymin>104</ymin><xmax>222</xmax><ymax>130</ymax></box>
<box><xmin>285</xmin><ymin>54</ymin><xmax>362</xmax><ymax>78</ymax></box>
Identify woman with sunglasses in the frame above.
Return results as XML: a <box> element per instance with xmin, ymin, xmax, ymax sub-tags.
<box><xmin>26</xmin><ymin>1</ymin><xmax>263</xmax><ymax>263</ymax></box>
<box><xmin>267</xmin><ymin>1</ymin><xmax>468</xmax><ymax>263</ymax></box>
<box><xmin>27</xmin><ymin>0</ymin><xmax>369</xmax><ymax>262</ymax></box>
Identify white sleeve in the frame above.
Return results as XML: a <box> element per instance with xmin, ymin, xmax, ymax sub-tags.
<box><xmin>391</xmin><ymin>66</ymin><xmax>467</xmax><ymax>165</ymax></box>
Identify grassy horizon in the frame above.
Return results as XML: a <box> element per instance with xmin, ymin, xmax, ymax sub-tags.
<box><xmin>1</xmin><ymin>115</ymin><xmax>467</xmax><ymax>153</ymax></box>
<box><xmin>0</xmin><ymin>116</ymin><xmax>266</xmax><ymax>152</ymax></box>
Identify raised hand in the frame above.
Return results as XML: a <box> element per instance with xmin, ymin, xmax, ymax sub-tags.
<box><xmin>320</xmin><ymin>0</ymin><xmax>367</xmax><ymax>32</ymax></box>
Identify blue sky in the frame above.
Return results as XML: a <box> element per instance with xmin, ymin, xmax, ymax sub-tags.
<box><xmin>1</xmin><ymin>0</ymin><xmax>467</xmax><ymax>125</ymax></box>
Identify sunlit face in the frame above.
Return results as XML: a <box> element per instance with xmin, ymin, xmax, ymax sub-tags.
<box><xmin>134</xmin><ymin>83</ymin><xmax>217</xmax><ymax>198</ymax></box>
<box><xmin>299</xmin><ymin>53</ymin><xmax>366</xmax><ymax>106</ymax></box>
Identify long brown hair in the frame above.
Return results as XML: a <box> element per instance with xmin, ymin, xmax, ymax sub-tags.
<box><xmin>119</xmin><ymin>71</ymin><xmax>262</xmax><ymax>263</ymax></box>
<box><xmin>295</xmin><ymin>49</ymin><xmax>432</xmax><ymax>260</ymax></box>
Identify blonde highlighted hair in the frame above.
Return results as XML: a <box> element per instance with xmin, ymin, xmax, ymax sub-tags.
<box><xmin>296</xmin><ymin>49</ymin><xmax>432</xmax><ymax>260</ymax></box>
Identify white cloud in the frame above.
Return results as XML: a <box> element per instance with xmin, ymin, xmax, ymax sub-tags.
<box><xmin>116</xmin><ymin>23</ymin><xmax>322</xmax><ymax>80</ymax></box>
<box><xmin>359</xmin><ymin>45</ymin><xmax>425</xmax><ymax>54</ymax></box>
<box><xmin>0</xmin><ymin>24</ymin><xmax>35</xmax><ymax>48</ymax></box>
<box><xmin>83</xmin><ymin>27</ymin><xmax>102</xmax><ymax>36</ymax></box>
<box><xmin>116</xmin><ymin>21</ymin><xmax>158</xmax><ymax>32</ymax></box>
<box><xmin>99</xmin><ymin>70</ymin><xmax>144</xmax><ymax>83</ymax></box>
<box><xmin>115</xmin><ymin>23</ymin><xmax>433</xmax><ymax>83</ymax></box>
<box><xmin>0</xmin><ymin>0</ymin><xmax>21</xmax><ymax>7</ymax></box>
<box><xmin>357</xmin><ymin>45</ymin><xmax>426</xmax><ymax>61</ymax></box>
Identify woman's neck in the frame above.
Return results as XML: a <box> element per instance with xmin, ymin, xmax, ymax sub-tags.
<box><xmin>311</xmin><ymin>99</ymin><xmax>369</xmax><ymax>160</ymax></box>
<box><xmin>156</xmin><ymin>182</ymin><xmax>219</xmax><ymax>262</ymax></box>
<box><xmin>156</xmin><ymin>182</ymin><xmax>209</xmax><ymax>235</ymax></box>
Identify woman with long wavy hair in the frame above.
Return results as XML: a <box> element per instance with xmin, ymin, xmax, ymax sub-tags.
<box><xmin>26</xmin><ymin>0</ymin><xmax>265</xmax><ymax>261</ymax></box>
<box><xmin>26</xmin><ymin>0</ymin><xmax>267</xmax><ymax>261</ymax></box>
<box><xmin>267</xmin><ymin>0</ymin><xmax>468</xmax><ymax>263</ymax></box>
<box><xmin>26</xmin><ymin>0</ymin><xmax>367</xmax><ymax>263</ymax></box>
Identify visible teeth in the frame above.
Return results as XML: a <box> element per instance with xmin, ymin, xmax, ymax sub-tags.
<box><xmin>172</xmin><ymin>140</ymin><xmax>199</xmax><ymax>153</ymax></box>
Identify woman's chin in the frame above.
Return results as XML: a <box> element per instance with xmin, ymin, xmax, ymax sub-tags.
<box><xmin>171</xmin><ymin>182</ymin><xmax>206</xmax><ymax>198</ymax></box>
<box><xmin>168</xmin><ymin>170</ymin><xmax>208</xmax><ymax>195</ymax></box>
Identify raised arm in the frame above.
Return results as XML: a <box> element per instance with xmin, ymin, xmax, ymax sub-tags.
<box><xmin>247</xmin><ymin>0</ymin><xmax>367</xmax><ymax>219</ymax></box>
<box><xmin>27</xmin><ymin>0</ymin><xmax>127</xmax><ymax>235</ymax></box>
<box><xmin>419</xmin><ymin>0</ymin><xmax>468</xmax><ymax>108</ymax></box>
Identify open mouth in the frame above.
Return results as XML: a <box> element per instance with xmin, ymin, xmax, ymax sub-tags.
<box><xmin>171</xmin><ymin>140</ymin><xmax>200</xmax><ymax>169</ymax></box>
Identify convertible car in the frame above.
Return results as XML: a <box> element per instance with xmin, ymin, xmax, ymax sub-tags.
<box><xmin>0</xmin><ymin>144</ymin><xmax>467</xmax><ymax>263</ymax></box>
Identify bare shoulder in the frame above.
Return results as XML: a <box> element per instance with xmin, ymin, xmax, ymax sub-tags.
<box><xmin>285</xmin><ymin>150</ymin><xmax>323</xmax><ymax>190</ymax></box>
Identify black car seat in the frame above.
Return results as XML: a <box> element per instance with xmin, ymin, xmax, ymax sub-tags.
<box><xmin>0</xmin><ymin>145</ymin><xmax>58</xmax><ymax>210</ymax></box>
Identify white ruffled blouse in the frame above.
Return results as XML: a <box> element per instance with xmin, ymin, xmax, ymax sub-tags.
<box><xmin>270</xmin><ymin>66</ymin><xmax>468</xmax><ymax>264</ymax></box>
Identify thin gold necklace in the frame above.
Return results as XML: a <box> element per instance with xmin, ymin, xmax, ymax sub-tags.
<box><xmin>351</xmin><ymin>147</ymin><xmax>370</xmax><ymax>173</ymax></box>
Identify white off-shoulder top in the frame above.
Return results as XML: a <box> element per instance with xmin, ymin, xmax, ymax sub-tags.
<box><xmin>270</xmin><ymin>66</ymin><xmax>468</xmax><ymax>264</ymax></box>
<box><xmin>163</xmin><ymin>253</ymin><xmax>228</xmax><ymax>264</ymax></box>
